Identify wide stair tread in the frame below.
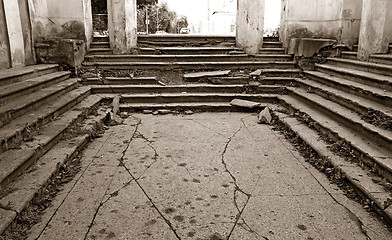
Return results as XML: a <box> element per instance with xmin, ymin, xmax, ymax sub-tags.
<box><xmin>0</xmin><ymin>86</ymin><xmax>91</xmax><ymax>152</ymax></box>
<box><xmin>0</xmin><ymin>94</ymin><xmax>103</xmax><ymax>188</ymax></box>
<box><xmin>0</xmin><ymin>71</ymin><xmax>70</xmax><ymax>102</ymax></box>
<box><xmin>326</xmin><ymin>57</ymin><xmax>392</xmax><ymax>77</ymax></box>
<box><xmin>275</xmin><ymin>112</ymin><xmax>392</xmax><ymax>222</ymax></box>
<box><xmin>279</xmin><ymin>94</ymin><xmax>392</xmax><ymax>178</ymax></box>
<box><xmin>0</xmin><ymin>64</ymin><xmax>59</xmax><ymax>83</ymax></box>
<box><xmin>296</xmin><ymin>76</ymin><xmax>392</xmax><ymax>117</ymax></box>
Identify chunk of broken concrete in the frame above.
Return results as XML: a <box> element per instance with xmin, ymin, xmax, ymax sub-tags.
<box><xmin>158</xmin><ymin>109</ymin><xmax>171</xmax><ymax>115</ymax></box>
<box><xmin>106</xmin><ymin>112</ymin><xmax>123</xmax><ymax>125</ymax></box>
<box><xmin>143</xmin><ymin>110</ymin><xmax>153</xmax><ymax>114</ymax></box>
<box><xmin>184</xmin><ymin>70</ymin><xmax>231</xmax><ymax>81</ymax></box>
<box><xmin>185</xmin><ymin>110</ymin><xmax>194</xmax><ymax>115</ymax></box>
<box><xmin>258</xmin><ymin>107</ymin><xmax>272</xmax><ymax>124</ymax></box>
<box><xmin>230</xmin><ymin>99</ymin><xmax>262</xmax><ymax>108</ymax></box>
<box><xmin>112</xmin><ymin>95</ymin><xmax>120</xmax><ymax>115</ymax></box>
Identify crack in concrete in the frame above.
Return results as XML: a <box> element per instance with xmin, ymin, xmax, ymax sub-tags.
<box><xmin>168</xmin><ymin>156</ymin><xmax>194</xmax><ymax>179</ymax></box>
<box><xmin>187</xmin><ymin>119</ymin><xmax>226</xmax><ymax>137</ymax></box>
<box><xmin>117</xmin><ymin>115</ymin><xmax>182</xmax><ymax>240</ymax></box>
<box><xmin>269</xmin><ymin>126</ymin><xmax>373</xmax><ymax>240</ymax></box>
<box><xmin>219</xmin><ymin>119</ymin><xmax>253</xmax><ymax>240</ymax></box>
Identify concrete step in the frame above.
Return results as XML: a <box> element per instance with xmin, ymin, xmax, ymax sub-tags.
<box><xmin>341</xmin><ymin>51</ymin><xmax>357</xmax><ymax>60</ymax></box>
<box><xmin>138</xmin><ymin>35</ymin><xmax>236</xmax><ymax>44</ymax></box>
<box><xmin>263</xmin><ymin>41</ymin><xmax>283</xmax><ymax>48</ymax></box>
<box><xmin>278</xmin><ymin>93</ymin><xmax>392</xmax><ymax>182</ymax></box>
<box><xmin>370</xmin><ymin>54</ymin><xmax>392</xmax><ymax>65</ymax></box>
<box><xmin>326</xmin><ymin>57</ymin><xmax>392</xmax><ymax>77</ymax></box>
<box><xmin>90</xmin><ymin>84</ymin><xmax>285</xmax><ymax>94</ymax></box>
<box><xmin>120</xmin><ymin>102</ymin><xmax>269</xmax><ymax>112</ymax></box>
<box><xmin>82</xmin><ymin>61</ymin><xmax>297</xmax><ymax>71</ymax></box>
<box><xmin>81</xmin><ymin>76</ymin><xmax>158</xmax><ymax>85</ymax></box>
<box><xmin>305</xmin><ymin>70</ymin><xmax>392</xmax><ymax>106</ymax></box>
<box><xmin>0</xmin><ymin>86</ymin><xmax>92</xmax><ymax>153</ymax></box>
<box><xmin>274</xmin><ymin>112</ymin><xmax>392</xmax><ymax>224</ymax></box>
<box><xmin>0</xmin><ymin>94</ymin><xmax>104</xmax><ymax>189</ymax></box>
<box><xmin>0</xmin><ymin>78</ymin><xmax>79</xmax><ymax>128</ymax></box>
<box><xmin>294</xmin><ymin>78</ymin><xmax>392</xmax><ymax>123</ymax></box>
<box><xmin>260</xmin><ymin>69</ymin><xmax>301</xmax><ymax>77</ymax></box>
<box><xmin>120</xmin><ymin>93</ymin><xmax>278</xmax><ymax>104</ymax></box>
<box><xmin>0</xmin><ymin>64</ymin><xmax>59</xmax><ymax>86</ymax></box>
<box><xmin>85</xmin><ymin>54</ymin><xmax>293</xmax><ymax>62</ymax></box>
<box><xmin>0</xmin><ymin>71</ymin><xmax>71</xmax><ymax>104</ymax></box>
<box><xmin>315</xmin><ymin>63</ymin><xmax>392</xmax><ymax>91</ymax></box>
<box><xmin>352</xmin><ymin>43</ymin><xmax>391</xmax><ymax>52</ymax></box>
<box><xmin>88</xmin><ymin>48</ymin><xmax>113</xmax><ymax>55</ymax></box>
<box><xmin>90</xmin><ymin>42</ymin><xmax>110</xmax><ymax>48</ymax></box>
<box><xmin>287</xmin><ymin>87</ymin><xmax>392</xmax><ymax>150</ymax></box>
<box><xmin>137</xmin><ymin>47</ymin><xmax>242</xmax><ymax>55</ymax></box>
<box><xmin>260</xmin><ymin>48</ymin><xmax>286</xmax><ymax>54</ymax></box>
<box><xmin>0</xmin><ymin>100</ymin><xmax>108</xmax><ymax>234</ymax></box>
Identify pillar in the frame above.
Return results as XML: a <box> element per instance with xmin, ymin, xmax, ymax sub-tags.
<box><xmin>358</xmin><ymin>0</ymin><xmax>392</xmax><ymax>60</ymax></box>
<box><xmin>3</xmin><ymin>0</ymin><xmax>25</xmax><ymax>67</ymax></box>
<box><xmin>236</xmin><ymin>0</ymin><xmax>265</xmax><ymax>54</ymax></box>
<box><xmin>108</xmin><ymin>0</ymin><xmax>137</xmax><ymax>54</ymax></box>
<box><xmin>0</xmin><ymin>0</ymin><xmax>11</xmax><ymax>69</ymax></box>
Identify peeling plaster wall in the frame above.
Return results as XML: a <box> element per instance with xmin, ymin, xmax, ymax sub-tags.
<box><xmin>0</xmin><ymin>0</ymin><xmax>11</xmax><ymax>69</ymax></box>
<box><xmin>280</xmin><ymin>0</ymin><xmax>363</xmax><ymax>48</ymax></box>
<box><xmin>19</xmin><ymin>0</ymin><xmax>35</xmax><ymax>65</ymax></box>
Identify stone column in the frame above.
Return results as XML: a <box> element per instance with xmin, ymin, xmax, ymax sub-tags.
<box><xmin>3</xmin><ymin>0</ymin><xmax>25</xmax><ymax>67</ymax></box>
<box><xmin>108</xmin><ymin>0</ymin><xmax>137</xmax><ymax>54</ymax></box>
<box><xmin>0</xmin><ymin>0</ymin><xmax>11</xmax><ymax>69</ymax></box>
<box><xmin>236</xmin><ymin>0</ymin><xmax>265</xmax><ymax>54</ymax></box>
<box><xmin>358</xmin><ymin>0</ymin><xmax>392</xmax><ymax>60</ymax></box>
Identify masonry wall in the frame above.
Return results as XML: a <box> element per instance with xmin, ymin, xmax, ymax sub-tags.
<box><xmin>280</xmin><ymin>0</ymin><xmax>363</xmax><ymax>48</ymax></box>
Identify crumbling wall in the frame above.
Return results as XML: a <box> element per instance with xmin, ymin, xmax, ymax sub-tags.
<box><xmin>280</xmin><ymin>0</ymin><xmax>363</xmax><ymax>49</ymax></box>
<box><xmin>29</xmin><ymin>0</ymin><xmax>93</xmax><ymax>69</ymax></box>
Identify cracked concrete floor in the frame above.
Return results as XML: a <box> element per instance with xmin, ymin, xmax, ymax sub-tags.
<box><xmin>27</xmin><ymin>113</ymin><xmax>391</xmax><ymax>240</ymax></box>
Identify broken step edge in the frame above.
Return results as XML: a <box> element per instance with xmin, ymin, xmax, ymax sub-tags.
<box><xmin>275</xmin><ymin>112</ymin><xmax>392</xmax><ymax>224</ymax></box>
<box><xmin>0</xmin><ymin>107</ymin><xmax>109</xmax><ymax>235</ymax></box>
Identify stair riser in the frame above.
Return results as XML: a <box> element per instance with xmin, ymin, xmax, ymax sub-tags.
<box><xmin>81</xmin><ymin>79</ymin><xmax>158</xmax><ymax>85</ymax></box>
<box><xmin>208</xmin><ymin>77</ymin><xmax>249</xmax><ymax>85</ymax></box>
<box><xmin>369</xmin><ymin>57</ymin><xmax>392</xmax><ymax>66</ymax></box>
<box><xmin>138</xmin><ymin>49</ymin><xmax>243</xmax><ymax>55</ymax></box>
<box><xmin>289</xmin><ymin>90</ymin><xmax>392</xmax><ymax>151</ymax></box>
<box><xmin>121</xmin><ymin>95</ymin><xmax>277</xmax><ymax>104</ymax></box>
<box><xmin>93</xmin><ymin>37</ymin><xmax>109</xmax><ymax>42</ymax></box>
<box><xmin>262</xmin><ymin>71</ymin><xmax>300</xmax><ymax>77</ymax></box>
<box><xmin>90</xmin><ymin>43</ymin><xmax>110</xmax><ymax>48</ymax></box>
<box><xmin>315</xmin><ymin>66</ymin><xmax>392</xmax><ymax>92</ymax></box>
<box><xmin>0</xmin><ymin>90</ymin><xmax>91</xmax><ymax>153</ymax></box>
<box><xmin>0</xmin><ymin>82</ymin><xmax>79</xmax><ymax>128</ymax></box>
<box><xmin>263</xmin><ymin>43</ymin><xmax>283</xmax><ymax>48</ymax></box>
<box><xmin>342</xmin><ymin>53</ymin><xmax>357</xmax><ymax>60</ymax></box>
<box><xmin>260</xmin><ymin>50</ymin><xmax>286</xmax><ymax>54</ymax></box>
<box><xmin>83</xmin><ymin>63</ymin><xmax>296</xmax><ymax>71</ymax></box>
<box><xmin>279</xmin><ymin>99</ymin><xmax>392</xmax><ymax>183</ymax></box>
<box><xmin>138</xmin><ymin>36</ymin><xmax>235</xmax><ymax>43</ymax></box>
<box><xmin>0</xmin><ymin>74</ymin><xmax>70</xmax><ymax>104</ymax></box>
<box><xmin>0</xmin><ymin>99</ymin><xmax>103</xmax><ymax>188</ymax></box>
<box><xmin>120</xmin><ymin>105</ymin><xmax>260</xmax><ymax>113</ymax></box>
<box><xmin>327</xmin><ymin>59</ymin><xmax>392</xmax><ymax>77</ymax></box>
<box><xmin>91</xmin><ymin>86</ymin><xmax>284</xmax><ymax>94</ymax></box>
<box><xmin>306</xmin><ymin>72</ymin><xmax>392</xmax><ymax>106</ymax></box>
<box><xmin>89</xmin><ymin>50</ymin><xmax>113</xmax><ymax>55</ymax></box>
<box><xmin>0</xmin><ymin>66</ymin><xmax>59</xmax><ymax>86</ymax></box>
<box><xmin>86</xmin><ymin>56</ymin><xmax>293</xmax><ymax>62</ymax></box>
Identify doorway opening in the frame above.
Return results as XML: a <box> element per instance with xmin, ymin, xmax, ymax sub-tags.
<box><xmin>264</xmin><ymin>0</ymin><xmax>281</xmax><ymax>38</ymax></box>
<box><xmin>92</xmin><ymin>0</ymin><xmax>108</xmax><ymax>35</ymax></box>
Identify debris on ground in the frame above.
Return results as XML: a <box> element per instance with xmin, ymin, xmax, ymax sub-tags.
<box><xmin>361</xmin><ymin>109</ymin><xmax>392</xmax><ymax>131</ymax></box>
<box><xmin>158</xmin><ymin>109</ymin><xmax>171</xmax><ymax>115</ymax></box>
<box><xmin>143</xmin><ymin>110</ymin><xmax>153</xmax><ymax>114</ymax></box>
<box><xmin>157</xmin><ymin>80</ymin><xmax>166</xmax><ymax>86</ymax></box>
<box><xmin>258</xmin><ymin>107</ymin><xmax>272</xmax><ymax>124</ymax></box>
<box><xmin>185</xmin><ymin>110</ymin><xmax>194</xmax><ymax>115</ymax></box>
<box><xmin>248</xmin><ymin>81</ymin><xmax>261</xmax><ymax>87</ymax></box>
<box><xmin>105</xmin><ymin>112</ymin><xmax>123</xmax><ymax>125</ymax></box>
<box><xmin>249</xmin><ymin>69</ymin><xmax>262</xmax><ymax>79</ymax></box>
<box><xmin>119</xmin><ymin>112</ymin><xmax>129</xmax><ymax>118</ymax></box>
<box><xmin>112</xmin><ymin>95</ymin><xmax>120</xmax><ymax>115</ymax></box>
<box><xmin>183</xmin><ymin>70</ymin><xmax>231</xmax><ymax>82</ymax></box>
<box><xmin>230</xmin><ymin>99</ymin><xmax>262</xmax><ymax>108</ymax></box>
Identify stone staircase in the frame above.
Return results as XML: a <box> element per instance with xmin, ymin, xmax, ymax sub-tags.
<box><xmin>2</xmin><ymin>35</ymin><xmax>392</xmax><ymax>235</ymax></box>
<box><xmin>0</xmin><ymin>65</ymin><xmax>110</xmax><ymax>233</ymax></box>
<box><xmin>274</xmin><ymin>50</ymin><xmax>392</xmax><ymax>223</ymax></box>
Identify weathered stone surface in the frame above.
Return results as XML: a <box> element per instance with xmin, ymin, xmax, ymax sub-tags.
<box><xmin>0</xmin><ymin>208</ymin><xmax>16</xmax><ymax>234</ymax></box>
<box><xmin>112</xmin><ymin>95</ymin><xmax>120</xmax><ymax>114</ymax></box>
<box><xmin>258</xmin><ymin>107</ymin><xmax>272</xmax><ymax>124</ymax></box>
<box><xmin>288</xmin><ymin>38</ymin><xmax>336</xmax><ymax>57</ymax></box>
<box><xmin>230</xmin><ymin>99</ymin><xmax>262</xmax><ymax>108</ymax></box>
<box><xmin>183</xmin><ymin>70</ymin><xmax>231</xmax><ymax>80</ymax></box>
